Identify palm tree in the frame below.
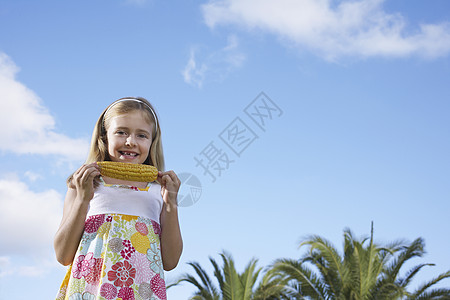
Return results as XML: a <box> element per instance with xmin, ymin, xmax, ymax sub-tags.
<box><xmin>271</xmin><ymin>224</ymin><xmax>450</xmax><ymax>299</ymax></box>
<box><xmin>168</xmin><ymin>251</ymin><xmax>292</xmax><ymax>299</ymax></box>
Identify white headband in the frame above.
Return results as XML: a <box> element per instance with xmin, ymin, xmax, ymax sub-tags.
<box><xmin>103</xmin><ymin>98</ymin><xmax>158</xmax><ymax>131</ymax></box>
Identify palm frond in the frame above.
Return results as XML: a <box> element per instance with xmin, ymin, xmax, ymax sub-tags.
<box><xmin>411</xmin><ymin>288</ymin><xmax>450</xmax><ymax>300</ymax></box>
<box><xmin>370</xmin><ymin>282</ymin><xmax>405</xmax><ymax>300</ymax></box>
<box><xmin>211</xmin><ymin>256</ymin><xmax>225</xmax><ymax>293</ymax></box>
<box><xmin>253</xmin><ymin>266</ymin><xmax>295</xmax><ymax>299</ymax></box>
<box><xmin>190</xmin><ymin>261</ymin><xmax>220</xmax><ymax>297</ymax></box>
<box><xmin>167</xmin><ymin>261</ymin><xmax>220</xmax><ymax>299</ymax></box>
<box><xmin>411</xmin><ymin>270</ymin><xmax>450</xmax><ymax>298</ymax></box>
<box><xmin>384</xmin><ymin>238</ymin><xmax>426</xmax><ymax>282</ymax></box>
<box><xmin>166</xmin><ymin>273</ymin><xmax>200</xmax><ymax>290</ymax></box>
<box><xmin>170</xmin><ymin>228</ymin><xmax>449</xmax><ymax>300</ymax></box>
<box><xmin>397</xmin><ymin>263</ymin><xmax>435</xmax><ymax>287</ymax></box>
<box><xmin>272</xmin><ymin>258</ymin><xmax>326</xmax><ymax>299</ymax></box>
<box><xmin>239</xmin><ymin>258</ymin><xmax>261</xmax><ymax>300</ymax></box>
<box><xmin>300</xmin><ymin>234</ymin><xmax>344</xmax><ymax>297</ymax></box>
<box><xmin>220</xmin><ymin>252</ymin><xmax>243</xmax><ymax>300</ymax></box>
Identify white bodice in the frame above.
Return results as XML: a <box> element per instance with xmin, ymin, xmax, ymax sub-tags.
<box><xmin>86</xmin><ymin>181</ymin><xmax>163</xmax><ymax>224</ymax></box>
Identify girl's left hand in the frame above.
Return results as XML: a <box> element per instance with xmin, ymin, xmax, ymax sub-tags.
<box><xmin>157</xmin><ymin>170</ymin><xmax>181</xmax><ymax>207</ymax></box>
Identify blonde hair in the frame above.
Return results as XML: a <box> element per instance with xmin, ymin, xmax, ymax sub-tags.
<box><xmin>68</xmin><ymin>97</ymin><xmax>164</xmax><ymax>186</ymax></box>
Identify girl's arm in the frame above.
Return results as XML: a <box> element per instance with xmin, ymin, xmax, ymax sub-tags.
<box><xmin>158</xmin><ymin>170</ymin><xmax>183</xmax><ymax>271</ymax></box>
<box><xmin>53</xmin><ymin>163</ymin><xmax>100</xmax><ymax>266</ymax></box>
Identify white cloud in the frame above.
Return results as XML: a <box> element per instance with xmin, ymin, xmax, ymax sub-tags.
<box><xmin>182</xmin><ymin>49</ymin><xmax>208</xmax><ymax>88</ymax></box>
<box><xmin>0</xmin><ymin>175</ymin><xmax>65</xmax><ymax>279</ymax></box>
<box><xmin>0</xmin><ymin>256</ymin><xmax>12</xmax><ymax>277</ymax></box>
<box><xmin>24</xmin><ymin>170</ymin><xmax>43</xmax><ymax>182</ymax></box>
<box><xmin>0</xmin><ymin>52</ymin><xmax>89</xmax><ymax>160</ymax></box>
<box><xmin>0</xmin><ymin>177</ymin><xmax>63</xmax><ymax>256</ymax></box>
<box><xmin>0</xmin><ymin>255</ymin><xmax>59</xmax><ymax>278</ymax></box>
<box><xmin>17</xmin><ymin>261</ymin><xmax>55</xmax><ymax>277</ymax></box>
<box><xmin>201</xmin><ymin>0</ymin><xmax>450</xmax><ymax>61</ymax></box>
<box><xmin>182</xmin><ymin>35</ymin><xmax>246</xmax><ymax>88</ymax></box>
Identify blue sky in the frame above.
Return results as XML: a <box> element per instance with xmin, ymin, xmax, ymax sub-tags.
<box><xmin>1</xmin><ymin>0</ymin><xmax>449</xmax><ymax>299</ymax></box>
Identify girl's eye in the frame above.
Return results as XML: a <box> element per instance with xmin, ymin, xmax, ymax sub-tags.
<box><xmin>138</xmin><ymin>134</ymin><xmax>148</xmax><ymax>139</ymax></box>
<box><xmin>116</xmin><ymin>131</ymin><xmax>127</xmax><ymax>136</ymax></box>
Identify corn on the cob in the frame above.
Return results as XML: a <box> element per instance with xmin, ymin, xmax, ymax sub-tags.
<box><xmin>98</xmin><ymin>161</ymin><xmax>158</xmax><ymax>182</ymax></box>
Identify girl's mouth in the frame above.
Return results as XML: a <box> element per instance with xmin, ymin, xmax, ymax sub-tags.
<box><xmin>120</xmin><ymin>151</ymin><xmax>138</xmax><ymax>158</ymax></box>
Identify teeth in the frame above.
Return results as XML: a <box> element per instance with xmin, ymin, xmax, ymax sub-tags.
<box><xmin>121</xmin><ymin>152</ymin><xmax>137</xmax><ymax>156</ymax></box>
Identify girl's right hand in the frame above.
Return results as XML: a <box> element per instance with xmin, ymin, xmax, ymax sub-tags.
<box><xmin>55</xmin><ymin>163</ymin><xmax>100</xmax><ymax>266</ymax></box>
<box><xmin>69</xmin><ymin>163</ymin><xmax>101</xmax><ymax>202</ymax></box>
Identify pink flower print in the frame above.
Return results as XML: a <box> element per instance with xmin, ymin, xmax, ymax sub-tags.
<box><xmin>150</xmin><ymin>274</ymin><xmax>167</xmax><ymax>300</ymax></box>
<box><xmin>108</xmin><ymin>261</ymin><xmax>136</xmax><ymax>287</ymax></box>
<box><xmin>118</xmin><ymin>287</ymin><xmax>135</xmax><ymax>300</ymax></box>
<box><xmin>151</xmin><ymin>220</ymin><xmax>161</xmax><ymax>237</ymax></box>
<box><xmin>130</xmin><ymin>252</ymin><xmax>153</xmax><ymax>284</ymax></box>
<box><xmin>72</xmin><ymin>256</ymin><xmax>84</xmax><ymax>279</ymax></box>
<box><xmin>85</xmin><ymin>282</ymin><xmax>99</xmax><ymax>296</ymax></box>
<box><xmin>85</xmin><ymin>214</ymin><xmax>105</xmax><ymax>233</ymax></box>
<box><xmin>72</xmin><ymin>252</ymin><xmax>95</xmax><ymax>279</ymax></box>
<box><xmin>135</xmin><ymin>222</ymin><xmax>149</xmax><ymax>236</ymax></box>
<box><xmin>106</xmin><ymin>215</ymin><xmax>113</xmax><ymax>222</ymax></box>
<box><xmin>121</xmin><ymin>239</ymin><xmax>136</xmax><ymax>260</ymax></box>
<box><xmin>86</xmin><ymin>257</ymin><xmax>103</xmax><ymax>284</ymax></box>
<box><xmin>100</xmin><ymin>283</ymin><xmax>118</xmax><ymax>300</ymax></box>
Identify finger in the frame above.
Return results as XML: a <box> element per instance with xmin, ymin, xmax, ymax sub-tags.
<box><xmin>158</xmin><ymin>171</ymin><xmax>173</xmax><ymax>184</ymax></box>
<box><xmin>79</xmin><ymin>170</ymin><xmax>91</xmax><ymax>185</ymax></box>
<box><xmin>160</xmin><ymin>170</ymin><xmax>179</xmax><ymax>183</ymax></box>
<box><xmin>78</xmin><ymin>165</ymin><xmax>100</xmax><ymax>185</ymax></box>
<box><xmin>83</xmin><ymin>162</ymin><xmax>100</xmax><ymax>174</ymax></box>
<box><xmin>68</xmin><ymin>180</ymin><xmax>76</xmax><ymax>189</ymax></box>
<box><xmin>73</xmin><ymin>165</ymin><xmax>87</xmax><ymax>184</ymax></box>
<box><xmin>162</xmin><ymin>175</ymin><xmax>173</xmax><ymax>188</ymax></box>
<box><xmin>167</xmin><ymin>171</ymin><xmax>181</xmax><ymax>187</ymax></box>
<box><xmin>156</xmin><ymin>171</ymin><xmax>165</xmax><ymax>186</ymax></box>
<box><xmin>89</xmin><ymin>162</ymin><xmax>101</xmax><ymax>172</ymax></box>
<box><xmin>162</xmin><ymin>175</ymin><xmax>176</xmax><ymax>188</ymax></box>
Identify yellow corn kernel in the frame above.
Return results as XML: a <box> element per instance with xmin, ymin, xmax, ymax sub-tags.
<box><xmin>97</xmin><ymin>161</ymin><xmax>158</xmax><ymax>182</ymax></box>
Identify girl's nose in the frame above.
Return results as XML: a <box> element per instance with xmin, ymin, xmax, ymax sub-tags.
<box><xmin>125</xmin><ymin>135</ymin><xmax>136</xmax><ymax>146</ymax></box>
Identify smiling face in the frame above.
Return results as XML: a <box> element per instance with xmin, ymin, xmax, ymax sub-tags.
<box><xmin>106</xmin><ymin>110</ymin><xmax>154</xmax><ymax>164</ymax></box>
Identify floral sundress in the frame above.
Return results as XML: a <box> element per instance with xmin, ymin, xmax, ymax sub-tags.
<box><xmin>56</xmin><ymin>181</ymin><xmax>167</xmax><ymax>300</ymax></box>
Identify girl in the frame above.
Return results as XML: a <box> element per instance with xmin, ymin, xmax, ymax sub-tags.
<box><xmin>54</xmin><ymin>97</ymin><xmax>182</xmax><ymax>300</ymax></box>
